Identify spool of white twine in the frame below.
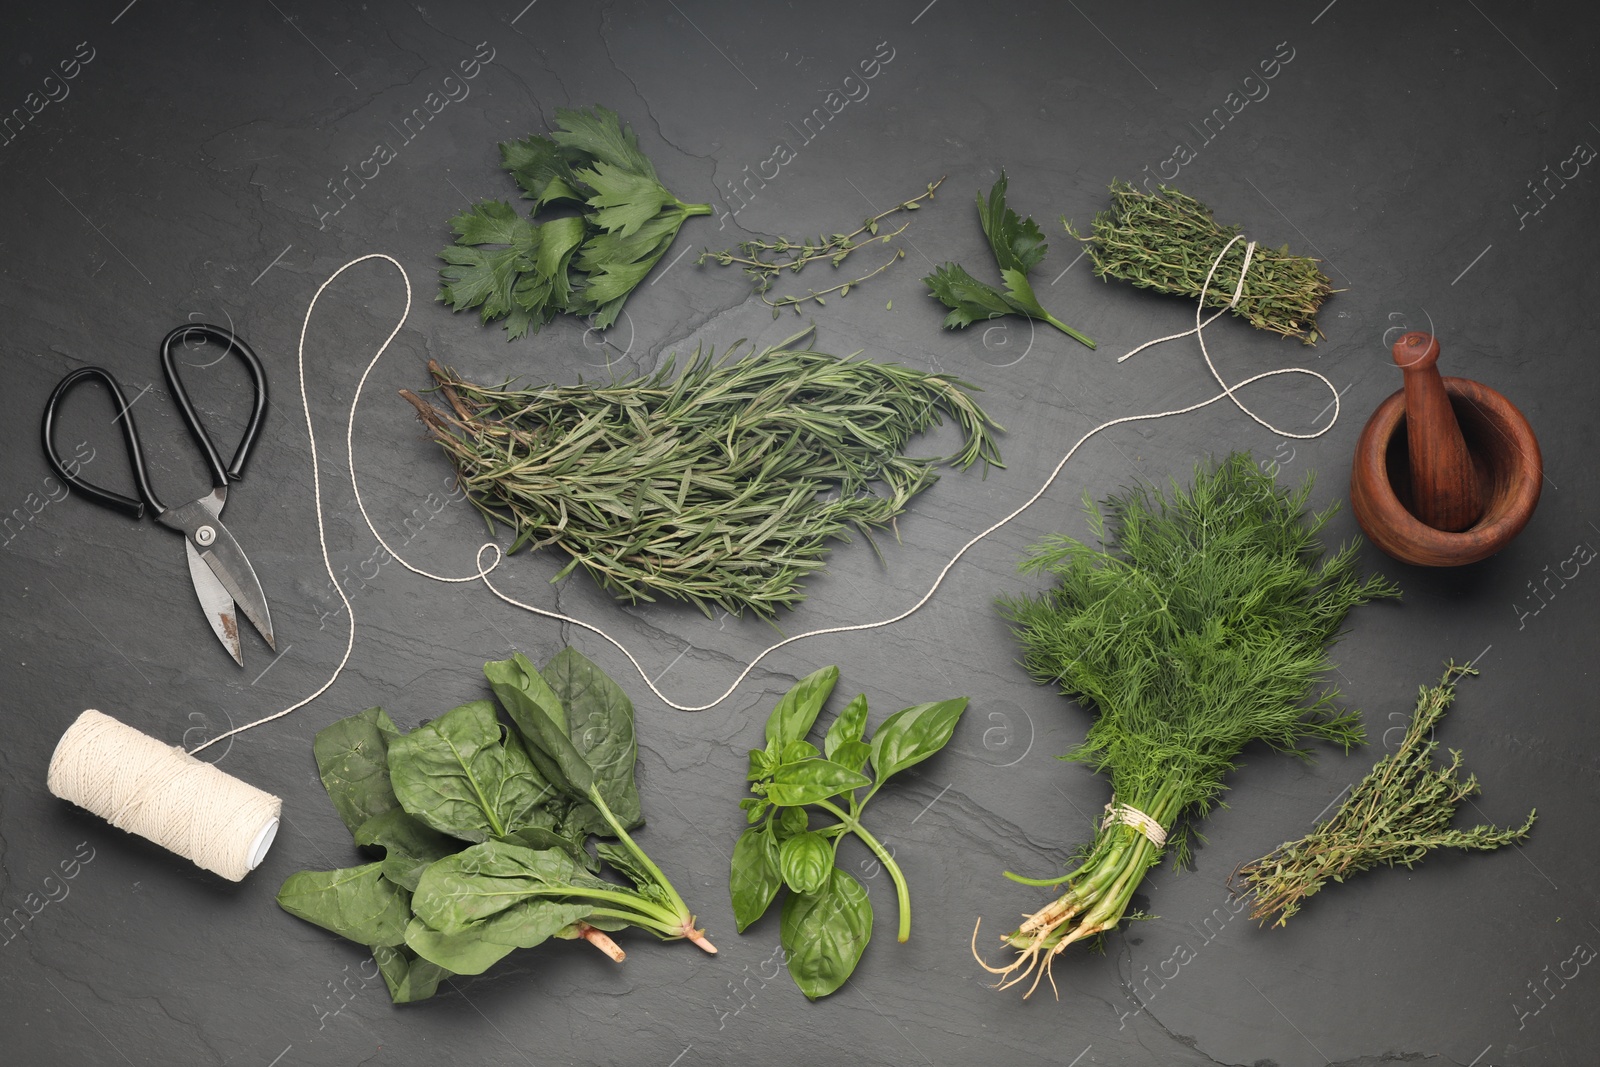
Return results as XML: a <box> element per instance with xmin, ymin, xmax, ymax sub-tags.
<box><xmin>47</xmin><ymin>710</ymin><xmax>281</xmax><ymax>882</ymax></box>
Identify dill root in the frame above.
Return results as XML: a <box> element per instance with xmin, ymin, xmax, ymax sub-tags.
<box><xmin>976</xmin><ymin>454</ymin><xmax>1398</xmax><ymax>998</ymax></box>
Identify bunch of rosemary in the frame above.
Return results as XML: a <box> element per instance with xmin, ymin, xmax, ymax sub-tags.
<box><xmin>1235</xmin><ymin>663</ymin><xmax>1536</xmax><ymax>928</ymax></box>
<box><xmin>400</xmin><ymin>329</ymin><xmax>1002</xmax><ymax>617</ymax></box>
<box><xmin>1065</xmin><ymin>180</ymin><xmax>1334</xmax><ymax>344</ymax></box>
<box><xmin>978</xmin><ymin>454</ymin><xmax>1398</xmax><ymax>997</ymax></box>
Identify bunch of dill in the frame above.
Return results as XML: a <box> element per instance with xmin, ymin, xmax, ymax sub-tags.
<box><xmin>1235</xmin><ymin>663</ymin><xmax>1536</xmax><ymax>928</ymax></box>
<box><xmin>400</xmin><ymin>329</ymin><xmax>1003</xmax><ymax>618</ymax></box>
<box><xmin>1065</xmin><ymin>180</ymin><xmax>1335</xmax><ymax>344</ymax></box>
<box><xmin>978</xmin><ymin>454</ymin><xmax>1398</xmax><ymax>997</ymax></box>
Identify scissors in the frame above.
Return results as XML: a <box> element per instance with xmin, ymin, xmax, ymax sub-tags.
<box><xmin>40</xmin><ymin>324</ymin><xmax>276</xmax><ymax>666</ymax></box>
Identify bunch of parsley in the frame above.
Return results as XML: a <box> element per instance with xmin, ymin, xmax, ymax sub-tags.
<box><xmin>439</xmin><ymin>106</ymin><xmax>711</xmax><ymax>339</ymax></box>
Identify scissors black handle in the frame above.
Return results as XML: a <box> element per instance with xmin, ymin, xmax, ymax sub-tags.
<box><xmin>40</xmin><ymin>367</ymin><xmax>167</xmax><ymax>520</ymax></box>
<box><xmin>160</xmin><ymin>324</ymin><xmax>269</xmax><ymax>487</ymax></box>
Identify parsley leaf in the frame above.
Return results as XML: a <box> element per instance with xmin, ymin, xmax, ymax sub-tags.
<box><xmin>923</xmin><ymin>172</ymin><xmax>1095</xmax><ymax>350</ymax></box>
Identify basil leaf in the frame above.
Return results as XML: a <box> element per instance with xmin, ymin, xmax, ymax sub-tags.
<box><xmin>412</xmin><ymin>841</ymin><xmax>584</xmax><ymax>932</ymax></box>
<box><xmin>388</xmin><ymin>700</ymin><xmax>552</xmax><ymax>842</ymax></box>
<box><xmin>353</xmin><ymin>809</ymin><xmax>461</xmax><ymax>892</ymax></box>
<box><xmin>373</xmin><ymin>944</ymin><xmax>451</xmax><ymax>1004</ymax></box>
<box><xmin>867</xmin><ymin>698</ymin><xmax>969</xmax><ymax>784</ymax></box>
<box><xmin>765</xmin><ymin>758</ymin><xmax>871</xmax><ymax>807</ymax></box>
<box><xmin>543</xmin><ymin>647</ymin><xmax>642</xmax><ymax>833</ymax></box>
<box><xmin>746</xmin><ymin>748</ymin><xmax>776</xmax><ymax>782</ymax></box>
<box><xmin>277</xmin><ymin>862</ymin><xmax>411</xmax><ymax>948</ymax></box>
<box><xmin>823</xmin><ymin>694</ymin><xmax>869</xmax><ymax>759</ymax></box>
<box><xmin>780</xmin><ymin>868</ymin><xmax>873</xmax><ymax>1000</ymax></box>
<box><xmin>405</xmin><ymin>917</ymin><xmax>518</xmax><ymax>976</ymax></box>
<box><xmin>778</xmin><ymin>831</ymin><xmax>833</xmax><ymax>896</ymax></box>
<box><xmin>313</xmin><ymin>707</ymin><xmax>402</xmax><ymax>835</ymax></box>
<box><xmin>485</xmin><ymin>655</ymin><xmax>596</xmax><ymax>798</ymax></box>
<box><xmin>729</xmin><ymin>826</ymin><xmax>782</xmax><ymax>932</ymax></box>
<box><xmin>763</xmin><ymin>666</ymin><xmax>840</xmax><ymax>748</ymax></box>
<box><xmin>829</xmin><ymin>740</ymin><xmax>872</xmax><ymax>776</ymax></box>
<box><xmin>780</xmin><ymin>740</ymin><xmax>820</xmax><ymax>763</ymax></box>
<box><xmin>773</xmin><ymin>805</ymin><xmax>809</xmax><ymax>841</ymax></box>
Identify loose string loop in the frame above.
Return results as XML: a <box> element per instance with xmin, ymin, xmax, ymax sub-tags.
<box><xmin>200</xmin><ymin>236</ymin><xmax>1346</xmax><ymax>740</ymax></box>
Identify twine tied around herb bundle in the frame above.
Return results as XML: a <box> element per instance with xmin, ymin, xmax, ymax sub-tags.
<box><xmin>1101</xmin><ymin>797</ymin><xmax>1168</xmax><ymax>850</ymax></box>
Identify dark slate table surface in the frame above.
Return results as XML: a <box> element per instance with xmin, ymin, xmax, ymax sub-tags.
<box><xmin>3</xmin><ymin>3</ymin><xmax>1596</xmax><ymax>1064</ymax></box>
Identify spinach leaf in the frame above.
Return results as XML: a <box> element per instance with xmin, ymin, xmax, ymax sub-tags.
<box><xmin>868</xmin><ymin>699</ymin><xmax>969</xmax><ymax>785</ymax></box>
<box><xmin>353</xmin><ymin>809</ymin><xmax>460</xmax><ymax>892</ymax></box>
<box><xmin>485</xmin><ymin>655</ymin><xmax>596</xmax><ymax>798</ymax></box>
<box><xmin>405</xmin><ymin>917</ymin><xmax>519</xmax><ymax>976</ymax></box>
<box><xmin>478</xmin><ymin>898</ymin><xmax>594</xmax><ymax>949</ymax></box>
<box><xmin>543</xmin><ymin>647</ymin><xmax>643</xmax><ymax>832</ymax></box>
<box><xmin>729</xmin><ymin>826</ymin><xmax>782</xmax><ymax>932</ymax></box>
<box><xmin>277</xmin><ymin>862</ymin><xmax>411</xmax><ymax>947</ymax></box>
<box><xmin>764</xmin><ymin>666</ymin><xmax>840</xmax><ymax>749</ymax></box>
<box><xmin>781</xmin><ymin>868</ymin><xmax>873</xmax><ymax>1000</ymax></box>
<box><xmin>412</xmin><ymin>840</ymin><xmax>585</xmax><ymax>932</ymax></box>
<box><xmin>823</xmin><ymin>694</ymin><xmax>869</xmax><ymax>759</ymax></box>
<box><xmin>388</xmin><ymin>700</ymin><xmax>552</xmax><ymax>842</ymax></box>
<box><xmin>373</xmin><ymin>944</ymin><xmax>452</xmax><ymax>1004</ymax></box>
<box><xmin>313</xmin><ymin>707</ymin><xmax>403</xmax><ymax>835</ymax></box>
<box><xmin>764</xmin><ymin>758</ymin><xmax>870</xmax><ymax>807</ymax></box>
<box><xmin>778</xmin><ymin>832</ymin><xmax>832</xmax><ymax>896</ymax></box>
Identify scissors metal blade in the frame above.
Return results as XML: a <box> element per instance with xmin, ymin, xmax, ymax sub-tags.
<box><xmin>186</xmin><ymin>539</ymin><xmax>243</xmax><ymax>665</ymax></box>
<box><xmin>163</xmin><ymin>499</ymin><xmax>276</xmax><ymax>652</ymax></box>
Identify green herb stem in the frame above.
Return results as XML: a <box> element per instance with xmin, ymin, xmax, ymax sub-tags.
<box><xmin>815</xmin><ymin>797</ymin><xmax>912</xmax><ymax>943</ymax></box>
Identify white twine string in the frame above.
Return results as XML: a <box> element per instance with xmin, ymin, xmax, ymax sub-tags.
<box><xmin>1101</xmin><ymin>797</ymin><xmax>1168</xmax><ymax>850</ymax></box>
<box><xmin>194</xmin><ymin>238</ymin><xmax>1342</xmax><ymax>734</ymax></box>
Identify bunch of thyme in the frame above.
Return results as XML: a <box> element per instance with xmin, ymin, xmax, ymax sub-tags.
<box><xmin>699</xmin><ymin>177</ymin><xmax>942</xmax><ymax>315</ymax></box>
<box><xmin>1234</xmin><ymin>663</ymin><xmax>1536</xmax><ymax>928</ymax></box>
<box><xmin>399</xmin><ymin>328</ymin><xmax>1002</xmax><ymax>618</ymax></box>
<box><xmin>976</xmin><ymin>454</ymin><xmax>1398</xmax><ymax>998</ymax></box>
<box><xmin>1065</xmin><ymin>180</ymin><xmax>1335</xmax><ymax>344</ymax></box>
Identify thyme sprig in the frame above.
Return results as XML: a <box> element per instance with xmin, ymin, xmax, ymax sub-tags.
<box><xmin>975</xmin><ymin>455</ymin><xmax>1398</xmax><ymax>998</ymax></box>
<box><xmin>1234</xmin><ymin>663</ymin><xmax>1536</xmax><ymax>928</ymax></box>
<box><xmin>699</xmin><ymin>177</ymin><xmax>942</xmax><ymax>315</ymax></box>
<box><xmin>399</xmin><ymin>328</ymin><xmax>1002</xmax><ymax>618</ymax></box>
<box><xmin>1065</xmin><ymin>180</ymin><xmax>1335</xmax><ymax>344</ymax></box>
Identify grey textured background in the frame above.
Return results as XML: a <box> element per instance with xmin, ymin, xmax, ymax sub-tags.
<box><xmin>2</xmin><ymin>2</ymin><xmax>1596</xmax><ymax>1064</ymax></box>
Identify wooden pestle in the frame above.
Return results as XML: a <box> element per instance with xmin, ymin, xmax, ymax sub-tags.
<box><xmin>1393</xmin><ymin>331</ymin><xmax>1483</xmax><ymax>532</ymax></box>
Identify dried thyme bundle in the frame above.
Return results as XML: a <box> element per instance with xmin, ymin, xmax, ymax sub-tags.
<box><xmin>1234</xmin><ymin>663</ymin><xmax>1536</xmax><ymax>928</ymax></box>
<box><xmin>399</xmin><ymin>329</ymin><xmax>1002</xmax><ymax>617</ymax></box>
<box><xmin>1065</xmin><ymin>180</ymin><xmax>1334</xmax><ymax>344</ymax></box>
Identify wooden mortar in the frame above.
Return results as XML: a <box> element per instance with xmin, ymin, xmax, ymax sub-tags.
<box><xmin>1350</xmin><ymin>332</ymin><xmax>1541</xmax><ymax>567</ymax></box>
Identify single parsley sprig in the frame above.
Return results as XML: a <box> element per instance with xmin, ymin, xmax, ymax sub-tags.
<box><xmin>438</xmin><ymin>106</ymin><xmax>711</xmax><ymax>340</ymax></box>
<box><xmin>924</xmin><ymin>171</ymin><xmax>1095</xmax><ymax>349</ymax></box>
<box><xmin>1234</xmin><ymin>663</ymin><xmax>1536</xmax><ymax>928</ymax></box>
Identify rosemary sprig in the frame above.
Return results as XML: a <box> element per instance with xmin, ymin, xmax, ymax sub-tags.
<box><xmin>699</xmin><ymin>177</ymin><xmax>943</xmax><ymax>315</ymax></box>
<box><xmin>1065</xmin><ymin>179</ymin><xmax>1335</xmax><ymax>344</ymax></box>
<box><xmin>399</xmin><ymin>328</ymin><xmax>1002</xmax><ymax>618</ymax></box>
<box><xmin>1234</xmin><ymin>663</ymin><xmax>1536</xmax><ymax>928</ymax></box>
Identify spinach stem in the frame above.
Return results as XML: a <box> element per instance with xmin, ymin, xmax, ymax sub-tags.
<box><xmin>815</xmin><ymin>798</ymin><xmax>911</xmax><ymax>943</ymax></box>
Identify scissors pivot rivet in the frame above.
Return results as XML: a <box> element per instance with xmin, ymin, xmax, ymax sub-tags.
<box><xmin>195</xmin><ymin>525</ymin><xmax>217</xmax><ymax>546</ymax></box>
